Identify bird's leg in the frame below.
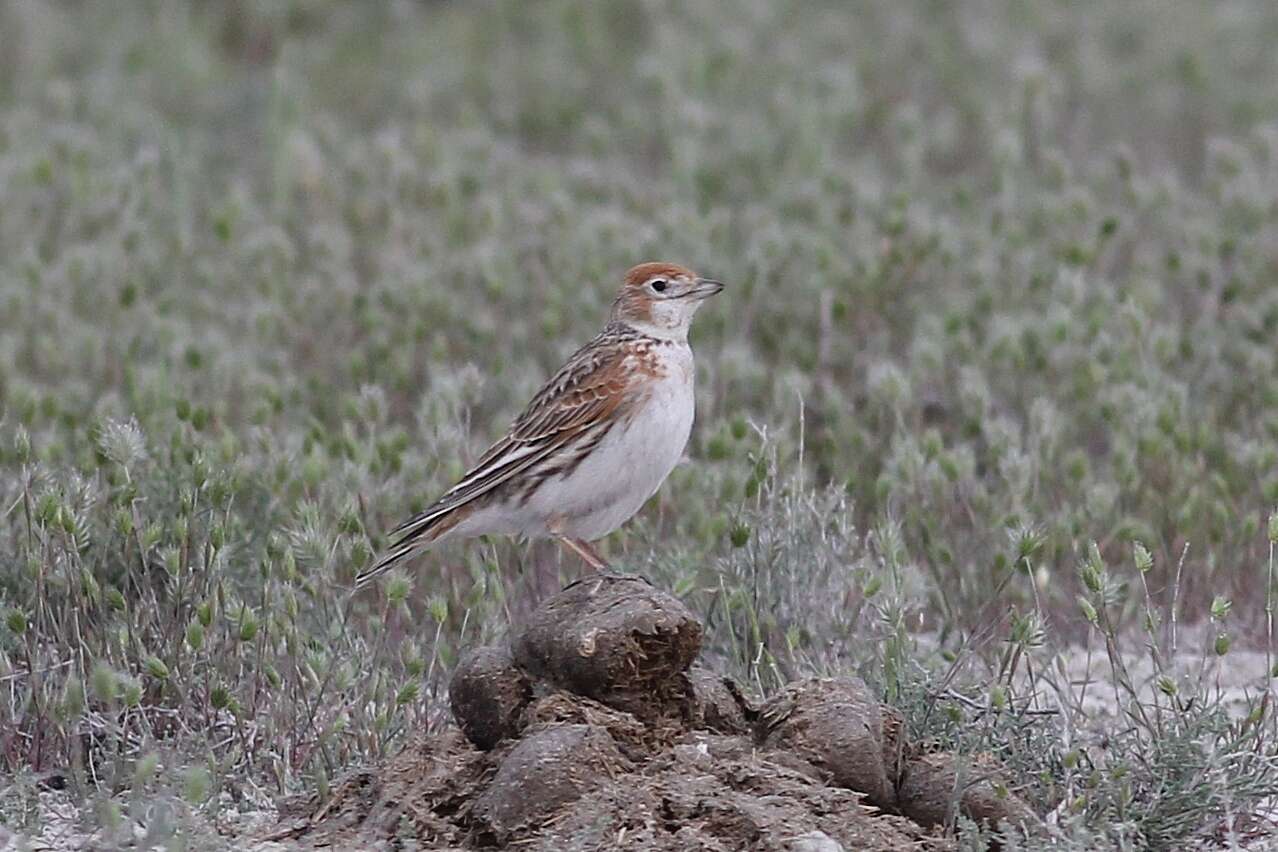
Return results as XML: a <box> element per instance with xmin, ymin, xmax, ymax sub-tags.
<box><xmin>555</xmin><ymin>536</ymin><xmax>611</xmax><ymax>572</ymax></box>
<box><xmin>574</xmin><ymin>538</ymin><xmax>612</xmax><ymax>571</ymax></box>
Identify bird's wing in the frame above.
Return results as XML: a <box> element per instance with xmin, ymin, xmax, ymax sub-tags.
<box><xmin>422</xmin><ymin>327</ymin><xmax>637</xmax><ymax>514</ymax></box>
<box><xmin>356</xmin><ymin>328</ymin><xmax>638</xmax><ymax>586</ymax></box>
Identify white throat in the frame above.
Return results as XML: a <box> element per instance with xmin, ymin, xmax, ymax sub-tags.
<box><xmin>622</xmin><ymin>318</ymin><xmax>690</xmax><ymax>342</ymax></box>
<box><xmin>625</xmin><ymin>298</ymin><xmax>701</xmax><ymax>342</ymax></box>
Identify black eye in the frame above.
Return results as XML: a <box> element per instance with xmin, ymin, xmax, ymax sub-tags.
<box><xmin>650</xmin><ymin>279</ymin><xmax>667</xmax><ymax>292</ymax></box>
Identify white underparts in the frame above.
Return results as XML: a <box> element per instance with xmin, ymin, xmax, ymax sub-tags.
<box><xmin>449</xmin><ymin>342</ymin><xmax>696</xmax><ymax>542</ymax></box>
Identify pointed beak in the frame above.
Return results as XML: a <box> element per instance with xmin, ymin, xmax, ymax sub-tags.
<box><xmin>688</xmin><ymin>278</ymin><xmax>725</xmax><ymax>300</ymax></box>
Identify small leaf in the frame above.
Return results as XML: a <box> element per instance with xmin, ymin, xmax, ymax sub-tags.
<box><xmin>5</xmin><ymin>608</ymin><xmax>27</xmax><ymax>635</ymax></box>
<box><xmin>1133</xmin><ymin>542</ymin><xmax>1153</xmax><ymax>573</ymax></box>
<box><xmin>396</xmin><ymin>682</ymin><xmax>420</xmax><ymax>706</ymax></box>
<box><xmin>183</xmin><ymin>766</ymin><xmax>212</xmax><ymax>803</ymax></box>
<box><xmin>186</xmin><ymin>621</ymin><xmax>205</xmax><ymax>651</ymax></box>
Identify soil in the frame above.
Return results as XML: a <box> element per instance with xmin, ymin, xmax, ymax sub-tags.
<box><xmin>264</xmin><ymin>573</ymin><xmax>1040</xmax><ymax>851</ymax></box>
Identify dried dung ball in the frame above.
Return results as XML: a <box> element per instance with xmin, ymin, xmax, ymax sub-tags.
<box><xmin>896</xmin><ymin>751</ymin><xmax>1038</xmax><ymax>832</ymax></box>
<box><xmin>757</xmin><ymin>677</ymin><xmax>896</xmax><ymax>809</ymax></box>
<box><xmin>472</xmin><ymin>723</ymin><xmax>631</xmax><ymax>840</ymax></box>
<box><xmin>512</xmin><ymin>573</ymin><xmax>702</xmax><ymax>715</ymax></box>
<box><xmin>449</xmin><ymin>644</ymin><xmax>533</xmax><ymax>750</ymax></box>
<box><xmin>685</xmin><ymin>664</ymin><xmax>752</xmax><ymax>734</ymax></box>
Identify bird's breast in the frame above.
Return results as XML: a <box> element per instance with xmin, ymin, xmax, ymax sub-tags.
<box><xmin>623</xmin><ymin>345</ymin><xmax>696</xmax><ymax>473</ymax></box>
<box><xmin>509</xmin><ymin>343</ymin><xmax>695</xmax><ymax>541</ymax></box>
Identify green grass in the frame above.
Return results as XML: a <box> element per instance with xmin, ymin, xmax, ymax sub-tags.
<box><xmin>3</xmin><ymin>1</ymin><xmax>1278</xmax><ymax>848</ymax></box>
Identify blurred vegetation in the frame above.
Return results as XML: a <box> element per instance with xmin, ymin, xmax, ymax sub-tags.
<box><xmin>3</xmin><ymin>0</ymin><xmax>1278</xmax><ymax>848</ymax></box>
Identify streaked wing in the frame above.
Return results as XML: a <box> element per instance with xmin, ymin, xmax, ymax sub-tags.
<box><xmin>356</xmin><ymin>328</ymin><xmax>637</xmax><ymax>586</ymax></box>
<box><xmin>410</xmin><ymin>329</ymin><xmax>632</xmax><ymax>520</ymax></box>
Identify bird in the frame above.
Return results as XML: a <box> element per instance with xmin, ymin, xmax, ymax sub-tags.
<box><xmin>355</xmin><ymin>262</ymin><xmax>723</xmax><ymax>588</ymax></box>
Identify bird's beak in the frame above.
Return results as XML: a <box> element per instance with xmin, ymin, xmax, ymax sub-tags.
<box><xmin>687</xmin><ymin>278</ymin><xmax>725</xmax><ymax>300</ymax></box>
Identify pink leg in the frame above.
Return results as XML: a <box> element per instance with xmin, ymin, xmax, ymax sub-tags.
<box><xmin>556</xmin><ymin>536</ymin><xmax>611</xmax><ymax>572</ymax></box>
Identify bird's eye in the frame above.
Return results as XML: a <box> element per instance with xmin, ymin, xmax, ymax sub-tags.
<box><xmin>650</xmin><ymin>279</ymin><xmax>668</xmax><ymax>293</ymax></box>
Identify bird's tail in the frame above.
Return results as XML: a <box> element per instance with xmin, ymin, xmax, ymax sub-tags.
<box><xmin>354</xmin><ymin>503</ymin><xmax>467</xmax><ymax>589</ymax></box>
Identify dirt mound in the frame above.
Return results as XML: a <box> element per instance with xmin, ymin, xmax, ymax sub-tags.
<box><xmin>271</xmin><ymin>573</ymin><xmax>1039</xmax><ymax>850</ymax></box>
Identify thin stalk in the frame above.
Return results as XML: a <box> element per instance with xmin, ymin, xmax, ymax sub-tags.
<box><xmin>1268</xmin><ymin>539</ymin><xmax>1275</xmax><ymax>690</ymax></box>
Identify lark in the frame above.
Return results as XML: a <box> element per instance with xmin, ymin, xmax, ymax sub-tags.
<box><xmin>355</xmin><ymin>262</ymin><xmax>723</xmax><ymax>587</ymax></box>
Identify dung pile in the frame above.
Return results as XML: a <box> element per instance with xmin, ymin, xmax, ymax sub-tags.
<box><xmin>274</xmin><ymin>574</ymin><xmax>1038</xmax><ymax>851</ymax></box>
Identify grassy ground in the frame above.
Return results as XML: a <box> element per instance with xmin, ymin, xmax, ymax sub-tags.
<box><xmin>3</xmin><ymin>0</ymin><xmax>1278</xmax><ymax>848</ymax></box>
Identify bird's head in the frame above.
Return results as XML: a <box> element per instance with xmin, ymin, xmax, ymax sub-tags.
<box><xmin>610</xmin><ymin>262</ymin><xmax>724</xmax><ymax>340</ymax></box>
